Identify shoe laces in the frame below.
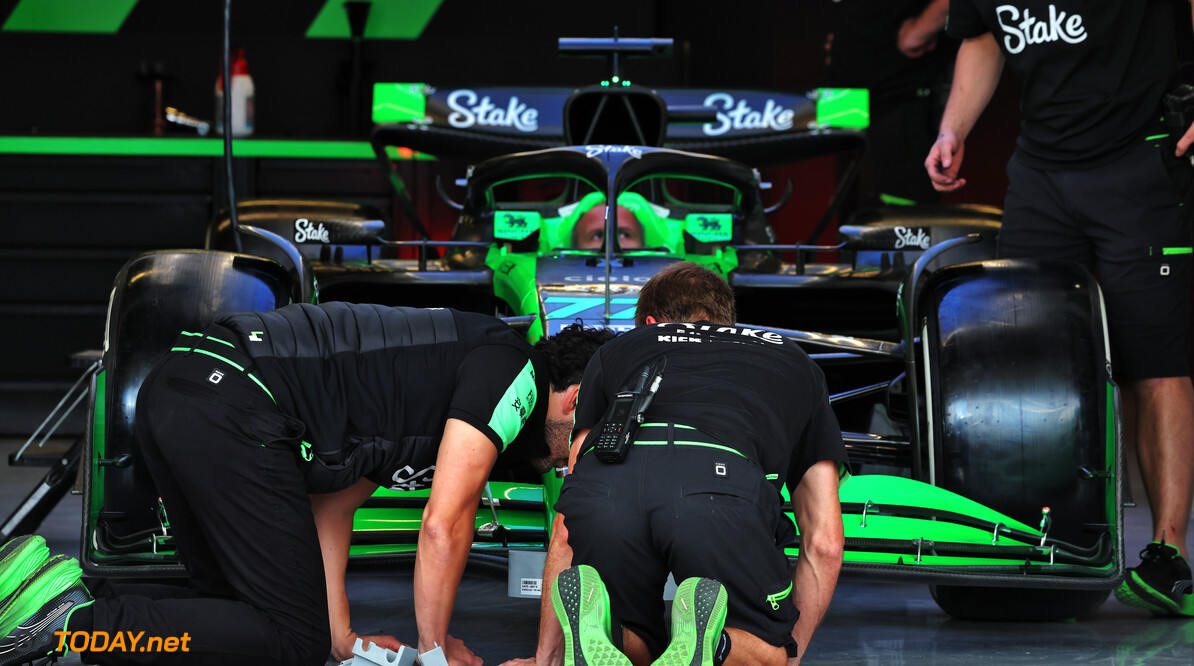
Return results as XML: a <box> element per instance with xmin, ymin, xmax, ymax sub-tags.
<box><xmin>1139</xmin><ymin>541</ymin><xmax>1179</xmax><ymax>563</ymax></box>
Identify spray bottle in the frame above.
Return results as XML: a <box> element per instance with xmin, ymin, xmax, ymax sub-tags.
<box><xmin>215</xmin><ymin>47</ymin><xmax>255</xmax><ymax>137</ymax></box>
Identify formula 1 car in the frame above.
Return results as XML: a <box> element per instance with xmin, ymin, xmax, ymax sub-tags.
<box><xmin>79</xmin><ymin>36</ymin><xmax>1121</xmax><ymax>622</ymax></box>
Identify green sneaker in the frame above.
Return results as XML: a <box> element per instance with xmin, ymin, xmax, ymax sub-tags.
<box><xmin>653</xmin><ymin>578</ymin><xmax>728</xmax><ymax>666</ymax></box>
<box><xmin>1115</xmin><ymin>541</ymin><xmax>1194</xmax><ymax>617</ymax></box>
<box><xmin>0</xmin><ymin>537</ymin><xmax>49</xmax><ymax>606</ymax></box>
<box><xmin>0</xmin><ymin>555</ymin><xmax>85</xmax><ymax>640</ymax></box>
<box><xmin>552</xmin><ymin>565</ymin><xmax>631</xmax><ymax>666</ymax></box>
<box><xmin>0</xmin><ymin>581</ymin><xmax>90</xmax><ymax>666</ymax></box>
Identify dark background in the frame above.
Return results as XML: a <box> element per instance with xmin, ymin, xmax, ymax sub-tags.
<box><xmin>0</xmin><ymin>0</ymin><xmax>1191</xmax><ymax>435</ymax></box>
<box><xmin>0</xmin><ymin>0</ymin><xmax>1028</xmax><ymax>206</ymax></box>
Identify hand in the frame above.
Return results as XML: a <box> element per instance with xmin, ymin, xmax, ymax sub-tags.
<box><xmin>898</xmin><ymin>17</ymin><xmax>939</xmax><ymax>58</ymax></box>
<box><xmin>925</xmin><ymin>131</ymin><xmax>968</xmax><ymax>192</ymax></box>
<box><xmin>1177</xmin><ymin>121</ymin><xmax>1194</xmax><ymax>158</ymax></box>
<box><xmin>333</xmin><ymin>631</ymin><xmax>407</xmax><ymax>663</ymax></box>
<box><xmin>498</xmin><ymin>644</ymin><xmax>563</xmax><ymax>666</ymax></box>
<box><xmin>440</xmin><ymin>634</ymin><xmax>483</xmax><ymax>666</ymax></box>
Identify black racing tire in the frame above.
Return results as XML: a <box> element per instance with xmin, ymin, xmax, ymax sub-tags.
<box><xmin>920</xmin><ymin>259</ymin><xmax>1115</xmax><ymax>621</ymax></box>
<box><xmin>87</xmin><ymin>251</ymin><xmax>290</xmax><ymax>569</ymax></box>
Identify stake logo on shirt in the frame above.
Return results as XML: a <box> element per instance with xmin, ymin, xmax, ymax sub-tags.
<box><xmin>995</xmin><ymin>4</ymin><xmax>1087</xmax><ymax>54</ymax></box>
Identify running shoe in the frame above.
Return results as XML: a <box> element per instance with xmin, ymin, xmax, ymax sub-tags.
<box><xmin>653</xmin><ymin>577</ymin><xmax>727</xmax><ymax>666</ymax></box>
<box><xmin>0</xmin><ymin>537</ymin><xmax>48</xmax><ymax>606</ymax></box>
<box><xmin>1115</xmin><ymin>541</ymin><xmax>1194</xmax><ymax>617</ymax></box>
<box><xmin>552</xmin><ymin>565</ymin><xmax>631</xmax><ymax>666</ymax></box>
<box><xmin>0</xmin><ymin>555</ymin><xmax>91</xmax><ymax>666</ymax></box>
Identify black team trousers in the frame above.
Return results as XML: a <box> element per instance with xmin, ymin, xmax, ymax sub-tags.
<box><xmin>70</xmin><ymin>349</ymin><xmax>329</xmax><ymax>665</ymax></box>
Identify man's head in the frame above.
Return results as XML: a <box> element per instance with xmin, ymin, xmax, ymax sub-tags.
<box><xmin>635</xmin><ymin>261</ymin><xmax>736</xmax><ymax>326</ymax></box>
<box><xmin>532</xmin><ymin>323</ymin><xmax>617</xmax><ymax>471</ymax></box>
<box><xmin>572</xmin><ymin>204</ymin><xmax>645</xmax><ymax>250</ymax></box>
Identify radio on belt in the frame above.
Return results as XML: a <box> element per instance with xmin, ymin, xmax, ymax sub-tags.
<box><xmin>591</xmin><ymin>357</ymin><xmax>666</xmax><ymax>464</ymax></box>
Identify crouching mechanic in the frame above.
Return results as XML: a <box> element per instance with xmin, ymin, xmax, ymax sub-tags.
<box><xmin>0</xmin><ymin>302</ymin><xmax>611</xmax><ymax>666</ymax></box>
<box><xmin>506</xmin><ymin>262</ymin><xmax>849</xmax><ymax>666</ymax></box>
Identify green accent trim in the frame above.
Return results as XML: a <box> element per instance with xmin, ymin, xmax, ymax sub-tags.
<box><xmin>765</xmin><ymin>473</ymin><xmax>779</xmax><ymax>480</ymax></box>
<box><xmin>1145</xmin><ymin>133</ymin><xmax>1171</xmax><ymax>142</ymax></box>
<box><xmin>187</xmin><ymin>348</ymin><xmax>245</xmax><ymax>372</ymax></box>
<box><xmin>306</xmin><ymin>0</ymin><xmax>444</xmax><ymax>39</ymax></box>
<box><xmin>685</xmin><ymin>248</ymin><xmax>739</xmax><ymax>281</ymax></box>
<box><xmin>63</xmin><ymin>598</ymin><xmax>94</xmax><ymax>635</ymax></box>
<box><xmin>248</xmin><ymin>374</ymin><xmax>276</xmax><ymax>403</ymax></box>
<box><xmin>495</xmin><ymin>211</ymin><xmax>542</xmax><ymax>241</ymax></box>
<box><xmin>373</xmin><ymin>83</ymin><xmax>428</xmax><ymax>124</ymax></box>
<box><xmin>879</xmin><ymin>193</ymin><xmax>917</xmax><ymax>206</ymax></box>
<box><xmin>88</xmin><ymin>369</ymin><xmax>106</xmax><ymax>555</ymax></box>
<box><xmin>0</xmin><ymin>136</ymin><xmax>427</xmax><ymax>160</ymax></box>
<box><xmin>684</xmin><ymin>213</ymin><xmax>733</xmax><ymax>243</ymax></box>
<box><xmin>179</xmin><ymin>331</ymin><xmax>202</xmax><ymax>337</ymax></box>
<box><xmin>1163</xmin><ymin>247</ymin><xmax>1193</xmax><ymax>255</ymax></box>
<box><xmin>300</xmin><ymin>441</ymin><xmax>313</xmax><ymax>461</ymax></box>
<box><xmin>641</xmin><ymin>422</ymin><xmax>696</xmax><ymax>429</ymax></box>
<box><xmin>814</xmin><ymin>88</ymin><xmax>870</xmax><ymax>129</ymax></box>
<box><xmin>485</xmin><ymin>248</ymin><xmax>542</xmax><ymax>342</ymax></box>
<box><xmin>204</xmin><ymin>335</ymin><xmax>235</xmax><ymax>348</ymax></box>
<box><xmin>3</xmin><ymin>0</ymin><xmax>137</xmax><ymax>33</ymax></box>
<box><xmin>764</xmin><ymin>581</ymin><xmax>793</xmax><ymax>610</ymax></box>
<box><xmin>168</xmin><ymin>346</ymin><xmax>274</xmax><ymax>402</ymax></box>
<box><xmin>487</xmin><ymin>360</ymin><xmax>538</xmax><ymax>451</ymax></box>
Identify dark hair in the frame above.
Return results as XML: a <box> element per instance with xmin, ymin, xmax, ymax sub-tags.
<box><xmin>535</xmin><ymin>323</ymin><xmax>617</xmax><ymax>391</ymax></box>
<box><xmin>635</xmin><ymin>262</ymin><xmax>735</xmax><ymax>326</ymax></box>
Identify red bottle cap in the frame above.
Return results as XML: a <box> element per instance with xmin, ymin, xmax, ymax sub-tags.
<box><xmin>216</xmin><ymin>48</ymin><xmax>250</xmax><ymax>90</ymax></box>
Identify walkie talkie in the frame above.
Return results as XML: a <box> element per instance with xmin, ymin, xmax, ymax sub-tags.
<box><xmin>591</xmin><ymin>357</ymin><xmax>666</xmax><ymax>463</ymax></box>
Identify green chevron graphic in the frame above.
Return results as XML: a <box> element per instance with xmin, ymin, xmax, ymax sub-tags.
<box><xmin>3</xmin><ymin>0</ymin><xmax>139</xmax><ymax>33</ymax></box>
<box><xmin>306</xmin><ymin>0</ymin><xmax>444</xmax><ymax>39</ymax></box>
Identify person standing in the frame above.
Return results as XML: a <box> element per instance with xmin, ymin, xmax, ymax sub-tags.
<box><xmin>828</xmin><ymin>0</ymin><xmax>953</xmax><ymax>210</ymax></box>
<box><xmin>925</xmin><ymin>0</ymin><xmax>1194</xmax><ymax>617</ymax></box>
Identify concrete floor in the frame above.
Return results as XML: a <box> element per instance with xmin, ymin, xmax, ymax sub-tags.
<box><xmin>3</xmin><ymin>437</ymin><xmax>1192</xmax><ymax>665</ymax></box>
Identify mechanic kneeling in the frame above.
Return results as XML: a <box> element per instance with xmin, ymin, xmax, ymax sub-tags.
<box><xmin>0</xmin><ymin>302</ymin><xmax>611</xmax><ymax>666</ymax></box>
<box><xmin>513</xmin><ymin>262</ymin><xmax>849</xmax><ymax>666</ymax></box>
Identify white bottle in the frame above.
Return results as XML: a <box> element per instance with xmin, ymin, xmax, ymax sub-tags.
<box><xmin>215</xmin><ymin>48</ymin><xmax>255</xmax><ymax>137</ymax></box>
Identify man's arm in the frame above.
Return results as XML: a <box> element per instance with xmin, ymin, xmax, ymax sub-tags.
<box><xmin>898</xmin><ymin>0</ymin><xmax>949</xmax><ymax>58</ymax></box>
<box><xmin>498</xmin><ymin>427</ymin><xmax>590</xmax><ymax>666</ymax></box>
<box><xmin>789</xmin><ymin>460</ymin><xmax>844</xmax><ymax>663</ymax></box>
<box><xmin>925</xmin><ymin>32</ymin><xmax>1005</xmax><ymax>192</ymax></box>
<box><xmin>310</xmin><ymin>477</ymin><xmax>406</xmax><ymax>662</ymax></box>
<box><xmin>413</xmin><ymin>417</ymin><xmax>496</xmax><ymax>666</ymax></box>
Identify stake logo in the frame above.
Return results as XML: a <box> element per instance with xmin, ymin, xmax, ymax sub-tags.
<box><xmin>701</xmin><ymin>93</ymin><xmax>795</xmax><ymax>136</ymax></box>
<box><xmin>893</xmin><ymin>226</ymin><xmax>931</xmax><ymax>250</ymax></box>
<box><xmin>391</xmin><ymin>464</ymin><xmax>436</xmax><ymax>491</ymax></box>
<box><xmin>584</xmin><ymin>145</ymin><xmax>643</xmax><ymax>159</ymax></box>
<box><xmin>995</xmin><ymin>4</ymin><xmax>1087</xmax><ymax>54</ymax></box>
<box><xmin>447</xmin><ymin>89</ymin><xmax>540</xmax><ymax>132</ymax></box>
<box><xmin>294</xmin><ymin>218</ymin><xmax>330</xmax><ymax>243</ymax></box>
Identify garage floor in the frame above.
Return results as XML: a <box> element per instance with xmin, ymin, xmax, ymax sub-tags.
<box><xmin>3</xmin><ymin>438</ymin><xmax>1192</xmax><ymax>665</ymax></box>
